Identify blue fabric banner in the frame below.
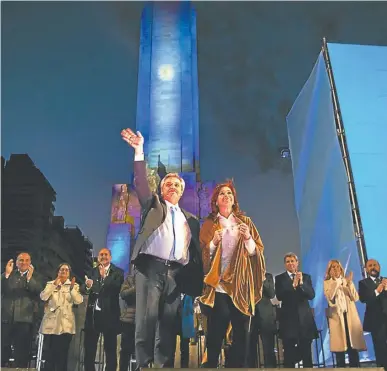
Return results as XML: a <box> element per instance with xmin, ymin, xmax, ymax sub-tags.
<box><xmin>286</xmin><ymin>51</ymin><xmax>367</xmax><ymax>364</ymax></box>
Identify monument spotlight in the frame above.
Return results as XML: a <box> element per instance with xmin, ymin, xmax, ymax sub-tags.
<box><xmin>280</xmin><ymin>147</ymin><xmax>291</xmax><ymax>159</ymax></box>
<box><xmin>158</xmin><ymin>64</ymin><xmax>174</xmax><ymax>81</ymax></box>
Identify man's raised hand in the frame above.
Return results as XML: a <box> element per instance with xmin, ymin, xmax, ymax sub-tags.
<box><xmin>121</xmin><ymin>128</ymin><xmax>144</xmax><ymax>153</ymax></box>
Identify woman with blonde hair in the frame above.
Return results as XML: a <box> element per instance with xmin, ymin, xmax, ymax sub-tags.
<box><xmin>199</xmin><ymin>180</ymin><xmax>266</xmax><ymax>368</ymax></box>
<box><xmin>39</xmin><ymin>263</ymin><xmax>83</xmax><ymax>371</ymax></box>
<box><xmin>324</xmin><ymin>259</ymin><xmax>366</xmax><ymax>367</ymax></box>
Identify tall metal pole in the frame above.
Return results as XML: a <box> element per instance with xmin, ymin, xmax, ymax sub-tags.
<box><xmin>322</xmin><ymin>38</ymin><xmax>368</xmax><ymax>277</ymax></box>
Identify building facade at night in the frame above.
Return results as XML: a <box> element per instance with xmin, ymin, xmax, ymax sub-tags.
<box><xmin>1</xmin><ymin>154</ymin><xmax>93</xmax><ymax>282</ymax></box>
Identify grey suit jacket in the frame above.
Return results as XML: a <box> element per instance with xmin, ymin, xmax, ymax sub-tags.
<box><xmin>131</xmin><ymin>160</ymin><xmax>203</xmax><ymax>297</ymax></box>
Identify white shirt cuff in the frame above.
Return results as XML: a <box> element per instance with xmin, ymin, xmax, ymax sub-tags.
<box><xmin>244</xmin><ymin>237</ymin><xmax>256</xmax><ymax>255</ymax></box>
<box><xmin>375</xmin><ymin>289</ymin><xmax>380</xmax><ymax>297</ymax></box>
<box><xmin>134</xmin><ymin>153</ymin><xmax>145</xmax><ymax>161</ymax></box>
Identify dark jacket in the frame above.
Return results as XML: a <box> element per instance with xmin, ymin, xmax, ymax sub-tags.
<box><xmin>120</xmin><ymin>274</ymin><xmax>136</xmax><ymax>324</ymax></box>
<box><xmin>254</xmin><ymin>272</ymin><xmax>276</xmax><ymax>333</ymax></box>
<box><xmin>275</xmin><ymin>271</ymin><xmax>318</xmax><ymax>340</ymax></box>
<box><xmin>359</xmin><ymin>276</ymin><xmax>387</xmax><ymax>332</ymax></box>
<box><xmin>131</xmin><ymin>160</ymin><xmax>204</xmax><ymax>297</ymax></box>
<box><xmin>1</xmin><ymin>270</ymin><xmax>43</xmax><ymax>324</ymax></box>
<box><xmin>83</xmin><ymin>263</ymin><xmax>124</xmax><ymax>332</ymax></box>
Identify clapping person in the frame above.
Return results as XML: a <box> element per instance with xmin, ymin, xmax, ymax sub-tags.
<box><xmin>83</xmin><ymin>248</ymin><xmax>124</xmax><ymax>371</ymax></box>
<box><xmin>40</xmin><ymin>263</ymin><xmax>83</xmax><ymax>371</ymax></box>
<box><xmin>359</xmin><ymin>259</ymin><xmax>387</xmax><ymax>369</ymax></box>
<box><xmin>275</xmin><ymin>253</ymin><xmax>318</xmax><ymax>368</ymax></box>
<box><xmin>199</xmin><ymin>181</ymin><xmax>265</xmax><ymax>368</ymax></box>
<box><xmin>1</xmin><ymin>253</ymin><xmax>43</xmax><ymax>368</ymax></box>
<box><xmin>324</xmin><ymin>260</ymin><xmax>365</xmax><ymax>367</ymax></box>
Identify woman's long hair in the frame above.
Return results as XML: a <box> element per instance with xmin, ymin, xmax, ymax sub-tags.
<box><xmin>208</xmin><ymin>180</ymin><xmax>244</xmax><ymax>220</ymax></box>
<box><xmin>324</xmin><ymin>259</ymin><xmax>345</xmax><ymax>280</ymax></box>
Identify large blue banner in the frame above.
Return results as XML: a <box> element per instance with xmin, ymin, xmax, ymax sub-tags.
<box><xmin>286</xmin><ymin>52</ymin><xmax>368</xmax><ymax>364</ymax></box>
<box><xmin>328</xmin><ymin>43</ymin><xmax>387</xmax><ymax>271</ymax></box>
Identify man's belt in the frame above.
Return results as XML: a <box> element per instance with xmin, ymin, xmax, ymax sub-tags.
<box><xmin>146</xmin><ymin>255</ymin><xmax>182</xmax><ymax>268</ymax></box>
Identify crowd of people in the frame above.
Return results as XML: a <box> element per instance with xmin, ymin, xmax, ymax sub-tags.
<box><xmin>1</xmin><ymin>128</ymin><xmax>386</xmax><ymax>371</ymax></box>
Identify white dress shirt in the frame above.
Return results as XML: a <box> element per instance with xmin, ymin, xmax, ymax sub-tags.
<box><xmin>287</xmin><ymin>271</ymin><xmax>296</xmax><ymax>280</ymax></box>
<box><xmin>209</xmin><ymin>213</ymin><xmax>256</xmax><ymax>293</ymax></box>
<box><xmin>141</xmin><ymin>201</ymin><xmax>191</xmax><ymax>265</ymax></box>
<box><xmin>135</xmin><ymin>152</ymin><xmax>191</xmax><ymax>265</ymax></box>
<box><xmin>95</xmin><ymin>264</ymin><xmax>111</xmax><ymax>311</ymax></box>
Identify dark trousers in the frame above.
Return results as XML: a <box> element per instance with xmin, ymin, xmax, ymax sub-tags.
<box><xmin>169</xmin><ymin>297</ymin><xmax>191</xmax><ymax>368</ymax></box>
<box><xmin>44</xmin><ymin>333</ymin><xmax>73</xmax><ymax>371</ymax></box>
<box><xmin>282</xmin><ymin>337</ymin><xmax>313</xmax><ymax>368</ymax></box>
<box><xmin>206</xmin><ymin>292</ymin><xmax>249</xmax><ymax>368</ymax></box>
<box><xmin>84</xmin><ymin>312</ymin><xmax>118</xmax><ymax>371</ymax></box>
<box><xmin>1</xmin><ymin>322</ymin><xmax>33</xmax><ymax>368</ymax></box>
<box><xmin>120</xmin><ymin>322</ymin><xmax>136</xmax><ymax>371</ymax></box>
<box><xmin>170</xmin><ymin>335</ymin><xmax>190</xmax><ymax>368</ymax></box>
<box><xmin>335</xmin><ymin>312</ymin><xmax>360</xmax><ymax>367</ymax></box>
<box><xmin>370</xmin><ymin>320</ymin><xmax>387</xmax><ymax>369</ymax></box>
<box><xmin>135</xmin><ymin>258</ymin><xmax>181</xmax><ymax>368</ymax></box>
<box><xmin>248</xmin><ymin>328</ymin><xmax>276</xmax><ymax>368</ymax></box>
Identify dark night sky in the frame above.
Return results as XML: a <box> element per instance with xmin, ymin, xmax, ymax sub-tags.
<box><xmin>2</xmin><ymin>1</ymin><xmax>387</xmax><ymax>275</ymax></box>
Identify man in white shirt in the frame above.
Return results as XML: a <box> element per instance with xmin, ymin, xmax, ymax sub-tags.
<box><xmin>359</xmin><ymin>259</ymin><xmax>387</xmax><ymax>369</ymax></box>
<box><xmin>121</xmin><ymin>128</ymin><xmax>203</xmax><ymax>369</ymax></box>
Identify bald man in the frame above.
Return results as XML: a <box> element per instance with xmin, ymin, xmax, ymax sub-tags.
<box><xmin>1</xmin><ymin>252</ymin><xmax>43</xmax><ymax>367</ymax></box>
<box><xmin>359</xmin><ymin>259</ymin><xmax>387</xmax><ymax>369</ymax></box>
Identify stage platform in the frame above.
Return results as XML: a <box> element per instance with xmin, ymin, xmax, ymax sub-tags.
<box><xmin>142</xmin><ymin>368</ymin><xmax>383</xmax><ymax>371</ymax></box>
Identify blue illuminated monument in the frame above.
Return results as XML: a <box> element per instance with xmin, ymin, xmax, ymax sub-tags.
<box><xmin>287</xmin><ymin>40</ymin><xmax>387</xmax><ymax>365</ymax></box>
<box><xmin>107</xmin><ymin>2</ymin><xmax>215</xmax><ymax>274</ymax></box>
<box><xmin>137</xmin><ymin>1</ymin><xmax>200</xmax><ymax>175</ymax></box>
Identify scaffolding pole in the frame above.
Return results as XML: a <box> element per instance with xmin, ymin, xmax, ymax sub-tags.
<box><xmin>322</xmin><ymin>37</ymin><xmax>368</xmax><ymax>277</ymax></box>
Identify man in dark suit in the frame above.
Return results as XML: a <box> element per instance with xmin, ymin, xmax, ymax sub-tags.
<box><xmin>248</xmin><ymin>272</ymin><xmax>277</xmax><ymax>368</ymax></box>
<box><xmin>358</xmin><ymin>259</ymin><xmax>387</xmax><ymax>369</ymax></box>
<box><xmin>83</xmin><ymin>248</ymin><xmax>124</xmax><ymax>371</ymax></box>
<box><xmin>121</xmin><ymin>128</ymin><xmax>203</xmax><ymax>369</ymax></box>
<box><xmin>275</xmin><ymin>252</ymin><xmax>318</xmax><ymax>368</ymax></box>
<box><xmin>1</xmin><ymin>252</ymin><xmax>42</xmax><ymax>368</ymax></box>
